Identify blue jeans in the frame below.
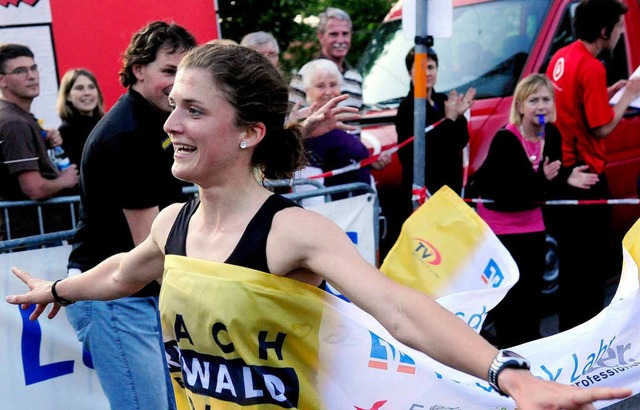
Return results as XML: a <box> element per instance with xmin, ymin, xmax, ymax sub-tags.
<box><xmin>66</xmin><ymin>296</ymin><xmax>176</xmax><ymax>410</ymax></box>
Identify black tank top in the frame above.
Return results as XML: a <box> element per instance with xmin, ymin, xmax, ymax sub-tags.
<box><xmin>164</xmin><ymin>194</ymin><xmax>300</xmax><ymax>272</ymax></box>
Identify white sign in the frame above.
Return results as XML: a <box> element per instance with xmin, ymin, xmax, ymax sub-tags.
<box><xmin>0</xmin><ymin>0</ymin><xmax>52</xmax><ymax>25</ymax></box>
<box><xmin>610</xmin><ymin>65</ymin><xmax>640</xmax><ymax>109</ymax></box>
<box><xmin>0</xmin><ymin>0</ymin><xmax>60</xmax><ymax>128</ymax></box>
<box><xmin>307</xmin><ymin>193</ymin><xmax>376</xmax><ymax>266</ymax></box>
<box><xmin>402</xmin><ymin>0</ymin><xmax>453</xmax><ymax>40</ymax></box>
<box><xmin>0</xmin><ymin>246</ymin><xmax>109</xmax><ymax>409</ymax></box>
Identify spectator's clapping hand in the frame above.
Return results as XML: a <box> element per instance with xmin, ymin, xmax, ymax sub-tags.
<box><xmin>567</xmin><ymin>165</ymin><xmax>599</xmax><ymax>189</ymax></box>
<box><xmin>543</xmin><ymin>157</ymin><xmax>561</xmax><ymax>181</ymax></box>
<box><xmin>371</xmin><ymin>151</ymin><xmax>392</xmax><ymax>170</ymax></box>
<box><xmin>445</xmin><ymin>88</ymin><xmax>476</xmax><ymax>121</ymax></box>
<box><xmin>5</xmin><ymin>267</ymin><xmax>61</xmax><ymax>321</ymax></box>
<box><xmin>45</xmin><ymin>129</ymin><xmax>62</xmax><ymax>148</ymax></box>
<box><xmin>302</xmin><ymin>94</ymin><xmax>360</xmax><ymax>138</ymax></box>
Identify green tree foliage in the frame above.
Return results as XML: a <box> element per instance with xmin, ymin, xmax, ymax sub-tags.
<box><xmin>217</xmin><ymin>0</ymin><xmax>397</xmax><ymax>80</ymax></box>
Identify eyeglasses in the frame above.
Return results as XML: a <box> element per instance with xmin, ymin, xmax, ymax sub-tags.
<box><xmin>2</xmin><ymin>64</ymin><xmax>39</xmax><ymax>76</ymax></box>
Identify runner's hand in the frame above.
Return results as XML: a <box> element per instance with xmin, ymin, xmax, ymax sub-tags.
<box><xmin>5</xmin><ymin>267</ymin><xmax>61</xmax><ymax>320</ymax></box>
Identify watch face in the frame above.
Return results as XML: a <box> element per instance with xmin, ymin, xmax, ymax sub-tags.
<box><xmin>502</xmin><ymin>350</ymin><xmax>524</xmax><ymax>359</ymax></box>
<box><xmin>497</xmin><ymin>350</ymin><xmax>530</xmax><ymax>368</ymax></box>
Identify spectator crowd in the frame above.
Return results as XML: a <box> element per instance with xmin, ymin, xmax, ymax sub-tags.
<box><xmin>2</xmin><ymin>1</ymin><xmax>640</xmax><ymax>408</ymax></box>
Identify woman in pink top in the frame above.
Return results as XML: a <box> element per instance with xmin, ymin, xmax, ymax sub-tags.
<box><xmin>469</xmin><ymin>74</ymin><xmax>598</xmax><ymax>348</ymax></box>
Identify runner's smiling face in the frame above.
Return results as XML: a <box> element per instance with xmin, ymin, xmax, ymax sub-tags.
<box><xmin>165</xmin><ymin>68</ymin><xmax>247</xmax><ymax>186</ymax></box>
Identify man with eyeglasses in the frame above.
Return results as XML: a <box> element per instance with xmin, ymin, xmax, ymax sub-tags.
<box><xmin>0</xmin><ymin>43</ymin><xmax>79</xmax><ymax>238</ymax></box>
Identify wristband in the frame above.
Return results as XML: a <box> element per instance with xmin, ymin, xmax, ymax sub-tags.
<box><xmin>51</xmin><ymin>279</ymin><xmax>75</xmax><ymax>306</ymax></box>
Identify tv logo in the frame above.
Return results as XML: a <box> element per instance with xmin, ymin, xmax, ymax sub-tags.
<box><xmin>412</xmin><ymin>238</ymin><xmax>442</xmax><ymax>265</ymax></box>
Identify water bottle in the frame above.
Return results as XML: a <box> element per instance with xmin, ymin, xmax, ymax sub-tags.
<box><xmin>50</xmin><ymin>146</ymin><xmax>71</xmax><ymax>171</ymax></box>
<box><xmin>37</xmin><ymin>119</ymin><xmax>71</xmax><ymax>171</ymax></box>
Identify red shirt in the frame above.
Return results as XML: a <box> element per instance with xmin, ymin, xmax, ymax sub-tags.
<box><xmin>546</xmin><ymin>41</ymin><xmax>614</xmax><ymax>174</ymax></box>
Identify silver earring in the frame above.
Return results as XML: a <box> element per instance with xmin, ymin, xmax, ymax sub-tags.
<box><xmin>239</xmin><ymin>140</ymin><xmax>248</xmax><ymax>149</ymax></box>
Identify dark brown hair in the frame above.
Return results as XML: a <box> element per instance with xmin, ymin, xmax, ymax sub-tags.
<box><xmin>0</xmin><ymin>43</ymin><xmax>34</xmax><ymax>73</ymax></box>
<box><xmin>179</xmin><ymin>44</ymin><xmax>306</xmax><ymax>180</ymax></box>
<box><xmin>119</xmin><ymin>21</ymin><xmax>196</xmax><ymax>87</ymax></box>
<box><xmin>404</xmin><ymin>47</ymin><xmax>438</xmax><ymax>73</ymax></box>
<box><xmin>574</xmin><ymin>0</ymin><xmax>628</xmax><ymax>42</ymax></box>
<box><xmin>178</xmin><ymin>44</ymin><xmax>305</xmax><ymax>179</ymax></box>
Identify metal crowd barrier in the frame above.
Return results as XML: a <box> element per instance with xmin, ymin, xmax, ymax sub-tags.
<box><xmin>0</xmin><ymin>196</ymin><xmax>79</xmax><ymax>252</ymax></box>
<box><xmin>0</xmin><ymin>181</ymin><xmax>380</xmax><ymax>256</ymax></box>
<box><xmin>285</xmin><ymin>182</ymin><xmax>381</xmax><ymax>258</ymax></box>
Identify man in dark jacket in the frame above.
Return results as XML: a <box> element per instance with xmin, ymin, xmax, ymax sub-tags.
<box><xmin>65</xmin><ymin>22</ymin><xmax>196</xmax><ymax>410</ymax></box>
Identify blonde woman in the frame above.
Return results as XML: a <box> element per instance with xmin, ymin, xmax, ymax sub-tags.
<box><xmin>471</xmin><ymin>73</ymin><xmax>598</xmax><ymax>348</ymax></box>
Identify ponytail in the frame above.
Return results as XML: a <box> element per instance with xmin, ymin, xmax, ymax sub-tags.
<box><xmin>254</xmin><ymin>123</ymin><xmax>307</xmax><ymax>180</ymax></box>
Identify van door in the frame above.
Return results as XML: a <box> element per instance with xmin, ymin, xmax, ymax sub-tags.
<box><xmin>539</xmin><ymin>1</ymin><xmax>640</xmax><ymax>238</ymax></box>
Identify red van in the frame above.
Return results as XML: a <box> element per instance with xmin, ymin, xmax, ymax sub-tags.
<box><xmin>359</xmin><ymin>0</ymin><xmax>640</xmax><ymax>257</ymax></box>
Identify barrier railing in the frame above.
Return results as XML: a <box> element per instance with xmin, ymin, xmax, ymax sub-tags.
<box><xmin>182</xmin><ymin>179</ymin><xmax>327</xmax><ymax>198</ymax></box>
<box><xmin>0</xmin><ymin>181</ymin><xmax>379</xmax><ymax>256</ymax></box>
<box><xmin>0</xmin><ymin>196</ymin><xmax>80</xmax><ymax>252</ymax></box>
<box><xmin>1</xmin><ymin>196</ymin><xmax>79</xmax><ymax>239</ymax></box>
<box><xmin>287</xmin><ymin>182</ymin><xmax>380</xmax><ymax>257</ymax></box>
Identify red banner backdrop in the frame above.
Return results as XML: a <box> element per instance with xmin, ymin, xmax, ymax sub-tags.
<box><xmin>49</xmin><ymin>1</ymin><xmax>218</xmax><ymax>109</ymax></box>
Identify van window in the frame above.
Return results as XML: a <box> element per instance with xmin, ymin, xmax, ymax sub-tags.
<box><xmin>540</xmin><ymin>3</ymin><xmax>576</xmax><ymax>75</ymax></box>
<box><xmin>604</xmin><ymin>35</ymin><xmax>629</xmax><ymax>85</ymax></box>
<box><xmin>358</xmin><ymin>0</ymin><xmax>551</xmax><ymax>108</ymax></box>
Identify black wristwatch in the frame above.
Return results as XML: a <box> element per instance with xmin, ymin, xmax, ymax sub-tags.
<box><xmin>488</xmin><ymin>349</ymin><xmax>531</xmax><ymax>397</ymax></box>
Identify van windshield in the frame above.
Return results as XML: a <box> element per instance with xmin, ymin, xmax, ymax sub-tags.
<box><xmin>358</xmin><ymin>0</ymin><xmax>551</xmax><ymax>109</ymax></box>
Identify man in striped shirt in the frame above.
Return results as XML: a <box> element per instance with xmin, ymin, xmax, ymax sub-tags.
<box><xmin>289</xmin><ymin>7</ymin><xmax>363</xmax><ymax>110</ymax></box>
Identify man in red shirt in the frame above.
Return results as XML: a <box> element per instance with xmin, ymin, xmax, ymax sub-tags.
<box><xmin>546</xmin><ymin>0</ymin><xmax>640</xmax><ymax>331</ymax></box>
